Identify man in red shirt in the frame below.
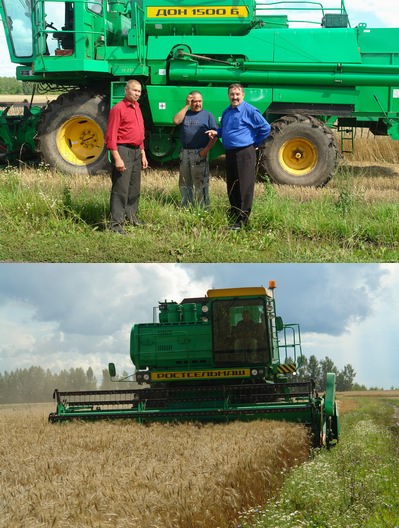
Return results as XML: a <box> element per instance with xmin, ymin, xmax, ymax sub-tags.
<box><xmin>105</xmin><ymin>79</ymin><xmax>148</xmax><ymax>234</ymax></box>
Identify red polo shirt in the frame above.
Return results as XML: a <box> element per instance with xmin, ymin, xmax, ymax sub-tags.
<box><xmin>105</xmin><ymin>97</ymin><xmax>145</xmax><ymax>151</ymax></box>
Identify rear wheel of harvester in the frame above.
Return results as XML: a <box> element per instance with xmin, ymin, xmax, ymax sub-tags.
<box><xmin>259</xmin><ymin>114</ymin><xmax>339</xmax><ymax>187</ymax></box>
<box><xmin>37</xmin><ymin>90</ymin><xmax>110</xmax><ymax>175</ymax></box>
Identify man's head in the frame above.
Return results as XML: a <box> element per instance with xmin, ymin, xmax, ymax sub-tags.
<box><xmin>125</xmin><ymin>80</ymin><xmax>142</xmax><ymax>103</ymax></box>
<box><xmin>188</xmin><ymin>91</ymin><xmax>203</xmax><ymax>112</ymax></box>
<box><xmin>228</xmin><ymin>83</ymin><xmax>245</xmax><ymax>108</ymax></box>
<box><xmin>242</xmin><ymin>310</ymin><xmax>251</xmax><ymax>322</ymax></box>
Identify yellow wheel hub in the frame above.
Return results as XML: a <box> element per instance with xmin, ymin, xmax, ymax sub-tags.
<box><xmin>279</xmin><ymin>137</ymin><xmax>317</xmax><ymax>176</ymax></box>
<box><xmin>56</xmin><ymin>116</ymin><xmax>104</xmax><ymax>166</ymax></box>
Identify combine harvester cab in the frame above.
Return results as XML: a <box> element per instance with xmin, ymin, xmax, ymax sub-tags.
<box><xmin>49</xmin><ymin>283</ymin><xmax>339</xmax><ymax>448</ymax></box>
<box><xmin>1</xmin><ymin>0</ymin><xmax>399</xmax><ymax>184</ymax></box>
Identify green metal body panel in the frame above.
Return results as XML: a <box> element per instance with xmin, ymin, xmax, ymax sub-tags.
<box><xmin>324</xmin><ymin>372</ymin><xmax>336</xmax><ymax>417</ymax></box>
<box><xmin>0</xmin><ymin>104</ymin><xmax>42</xmax><ymax>162</ymax></box>
<box><xmin>131</xmin><ymin>322</ymin><xmax>213</xmax><ymax>370</ymax></box>
<box><xmin>130</xmin><ymin>288</ymin><xmax>285</xmax><ymax>384</ymax></box>
<box><xmin>1</xmin><ymin>0</ymin><xmax>398</xmax><ymax>175</ymax></box>
<box><xmin>48</xmin><ymin>285</ymin><xmax>339</xmax><ymax>447</ymax></box>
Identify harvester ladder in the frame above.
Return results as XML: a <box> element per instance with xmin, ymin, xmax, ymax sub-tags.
<box><xmin>339</xmin><ymin>126</ymin><xmax>354</xmax><ymax>154</ymax></box>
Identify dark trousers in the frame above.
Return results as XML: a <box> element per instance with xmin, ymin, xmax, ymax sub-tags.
<box><xmin>225</xmin><ymin>144</ymin><xmax>257</xmax><ymax>223</ymax></box>
<box><xmin>109</xmin><ymin>145</ymin><xmax>141</xmax><ymax>230</ymax></box>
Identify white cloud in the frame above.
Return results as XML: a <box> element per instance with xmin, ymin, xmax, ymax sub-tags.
<box><xmin>301</xmin><ymin>263</ymin><xmax>399</xmax><ymax>389</ymax></box>
<box><xmin>347</xmin><ymin>0</ymin><xmax>399</xmax><ymax>27</ymax></box>
<box><xmin>0</xmin><ymin>263</ymin><xmax>398</xmax><ymax>390</ymax></box>
<box><xmin>0</xmin><ymin>264</ymin><xmax>212</xmax><ymax>378</ymax></box>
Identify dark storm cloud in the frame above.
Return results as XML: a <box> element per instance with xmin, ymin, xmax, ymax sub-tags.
<box><xmin>0</xmin><ymin>263</ymin><xmax>388</xmax><ymax>341</ymax></box>
<box><xmin>181</xmin><ymin>263</ymin><xmax>388</xmax><ymax>336</ymax></box>
<box><xmin>0</xmin><ymin>263</ymin><xmax>393</xmax><ymax>380</ymax></box>
<box><xmin>0</xmin><ymin>264</ymin><xmax>175</xmax><ymax>337</ymax></box>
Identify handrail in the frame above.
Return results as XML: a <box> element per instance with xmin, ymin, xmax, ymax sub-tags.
<box><xmin>278</xmin><ymin>323</ymin><xmax>302</xmax><ymax>364</ymax></box>
<box><xmin>255</xmin><ymin>0</ymin><xmax>349</xmax><ymax>26</ymax></box>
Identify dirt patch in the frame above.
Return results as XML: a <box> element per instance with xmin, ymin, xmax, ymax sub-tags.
<box><xmin>337</xmin><ymin>390</ymin><xmax>399</xmax><ymax>398</ymax></box>
<box><xmin>337</xmin><ymin>391</ymin><xmax>399</xmax><ymax>416</ymax></box>
<box><xmin>337</xmin><ymin>398</ymin><xmax>359</xmax><ymax>415</ymax></box>
<box><xmin>0</xmin><ymin>94</ymin><xmax>56</xmax><ymax>104</ymax></box>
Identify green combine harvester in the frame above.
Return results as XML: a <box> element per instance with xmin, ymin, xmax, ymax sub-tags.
<box><xmin>0</xmin><ymin>0</ymin><xmax>399</xmax><ymax>185</ymax></box>
<box><xmin>49</xmin><ymin>284</ymin><xmax>340</xmax><ymax>448</ymax></box>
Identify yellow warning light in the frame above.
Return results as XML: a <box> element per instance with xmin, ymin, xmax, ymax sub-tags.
<box><xmin>268</xmin><ymin>280</ymin><xmax>276</xmax><ymax>289</ymax></box>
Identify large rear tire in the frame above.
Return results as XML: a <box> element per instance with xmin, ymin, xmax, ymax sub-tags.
<box><xmin>37</xmin><ymin>90</ymin><xmax>110</xmax><ymax>175</ymax></box>
<box><xmin>259</xmin><ymin>114</ymin><xmax>339</xmax><ymax>187</ymax></box>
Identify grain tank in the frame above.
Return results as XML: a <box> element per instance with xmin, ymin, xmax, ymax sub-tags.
<box><xmin>49</xmin><ymin>283</ymin><xmax>340</xmax><ymax>448</ymax></box>
<box><xmin>1</xmin><ymin>0</ymin><xmax>398</xmax><ymax>185</ymax></box>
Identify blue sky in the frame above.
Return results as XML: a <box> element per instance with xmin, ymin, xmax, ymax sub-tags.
<box><xmin>0</xmin><ymin>263</ymin><xmax>398</xmax><ymax>389</ymax></box>
<box><xmin>1</xmin><ymin>0</ymin><xmax>398</xmax><ymax>77</ymax></box>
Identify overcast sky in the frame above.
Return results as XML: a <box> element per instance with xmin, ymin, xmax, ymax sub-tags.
<box><xmin>1</xmin><ymin>0</ymin><xmax>398</xmax><ymax>77</ymax></box>
<box><xmin>0</xmin><ymin>263</ymin><xmax>398</xmax><ymax>389</ymax></box>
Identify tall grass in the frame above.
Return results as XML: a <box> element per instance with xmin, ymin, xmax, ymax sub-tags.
<box><xmin>0</xmin><ymin>405</ymin><xmax>310</xmax><ymax>528</ymax></box>
<box><xmin>239</xmin><ymin>397</ymin><xmax>399</xmax><ymax>528</ymax></box>
<box><xmin>1</xmin><ymin>140</ymin><xmax>399</xmax><ymax>262</ymax></box>
<box><xmin>340</xmin><ymin>128</ymin><xmax>399</xmax><ymax>165</ymax></box>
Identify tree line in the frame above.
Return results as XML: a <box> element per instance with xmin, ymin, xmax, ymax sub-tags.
<box><xmin>0</xmin><ymin>355</ymin><xmax>390</xmax><ymax>404</ymax></box>
<box><xmin>295</xmin><ymin>355</ymin><xmax>359</xmax><ymax>391</ymax></box>
<box><xmin>0</xmin><ymin>366</ymin><xmax>134</xmax><ymax>404</ymax></box>
<box><xmin>0</xmin><ymin>76</ymin><xmax>34</xmax><ymax>95</ymax></box>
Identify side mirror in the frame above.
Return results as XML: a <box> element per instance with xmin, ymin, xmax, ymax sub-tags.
<box><xmin>108</xmin><ymin>362</ymin><xmax>116</xmax><ymax>378</ymax></box>
<box><xmin>275</xmin><ymin>316</ymin><xmax>284</xmax><ymax>332</ymax></box>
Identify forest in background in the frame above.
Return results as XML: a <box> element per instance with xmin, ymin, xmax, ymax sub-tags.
<box><xmin>0</xmin><ymin>76</ymin><xmax>34</xmax><ymax>95</ymax></box>
<box><xmin>0</xmin><ymin>354</ymin><xmax>391</xmax><ymax>404</ymax></box>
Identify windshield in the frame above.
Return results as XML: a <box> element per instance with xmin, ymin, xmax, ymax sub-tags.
<box><xmin>2</xmin><ymin>0</ymin><xmax>33</xmax><ymax>58</ymax></box>
<box><xmin>212</xmin><ymin>298</ymin><xmax>271</xmax><ymax>366</ymax></box>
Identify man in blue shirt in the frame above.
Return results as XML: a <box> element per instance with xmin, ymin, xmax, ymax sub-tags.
<box><xmin>173</xmin><ymin>91</ymin><xmax>218</xmax><ymax>207</ymax></box>
<box><xmin>207</xmin><ymin>83</ymin><xmax>270</xmax><ymax>229</ymax></box>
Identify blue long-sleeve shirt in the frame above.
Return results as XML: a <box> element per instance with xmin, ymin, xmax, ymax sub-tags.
<box><xmin>217</xmin><ymin>101</ymin><xmax>271</xmax><ymax>149</ymax></box>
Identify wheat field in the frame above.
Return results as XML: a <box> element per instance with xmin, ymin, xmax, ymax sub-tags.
<box><xmin>0</xmin><ymin>404</ymin><xmax>310</xmax><ymax>528</ymax></box>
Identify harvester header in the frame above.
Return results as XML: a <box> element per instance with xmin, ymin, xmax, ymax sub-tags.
<box><xmin>49</xmin><ymin>284</ymin><xmax>339</xmax><ymax>448</ymax></box>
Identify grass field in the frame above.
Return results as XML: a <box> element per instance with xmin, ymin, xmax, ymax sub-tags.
<box><xmin>1</xmin><ymin>95</ymin><xmax>399</xmax><ymax>263</ymax></box>
<box><xmin>239</xmin><ymin>394</ymin><xmax>399</xmax><ymax>528</ymax></box>
<box><xmin>1</xmin><ymin>158</ymin><xmax>399</xmax><ymax>263</ymax></box>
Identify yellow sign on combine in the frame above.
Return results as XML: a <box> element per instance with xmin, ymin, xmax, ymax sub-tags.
<box><xmin>277</xmin><ymin>364</ymin><xmax>297</xmax><ymax>374</ymax></box>
<box><xmin>147</xmin><ymin>6</ymin><xmax>249</xmax><ymax>18</ymax></box>
<box><xmin>152</xmin><ymin>368</ymin><xmax>251</xmax><ymax>381</ymax></box>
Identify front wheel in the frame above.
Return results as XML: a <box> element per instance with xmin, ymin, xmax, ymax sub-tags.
<box><xmin>259</xmin><ymin>114</ymin><xmax>339</xmax><ymax>187</ymax></box>
<box><xmin>37</xmin><ymin>90</ymin><xmax>110</xmax><ymax>175</ymax></box>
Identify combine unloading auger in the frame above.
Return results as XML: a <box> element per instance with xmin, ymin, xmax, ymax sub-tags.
<box><xmin>49</xmin><ymin>283</ymin><xmax>339</xmax><ymax>448</ymax></box>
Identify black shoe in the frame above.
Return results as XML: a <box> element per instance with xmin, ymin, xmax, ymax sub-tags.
<box><xmin>227</xmin><ymin>222</ymin><xmax>242</xmax><ymax>231</ymax></box>
<box><xmin>110</xmin><ymin>227</ymin><xmax>128</xmax><ymax>235</ymax></box>
<box><xmin>130</xmin><ymin>215</ymin><xmax>146</xmax><ymax>227</ymax></box>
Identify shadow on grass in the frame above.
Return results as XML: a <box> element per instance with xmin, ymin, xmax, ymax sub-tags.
<box><xmin>342</xmin><ymin>164</ymin><xmax>399</xmax><ymax>178</ymax></box>
<box><xmin>143</xmin><ymin>188</ymin><xmax>180</xmax><ymax>206</ymax></box>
